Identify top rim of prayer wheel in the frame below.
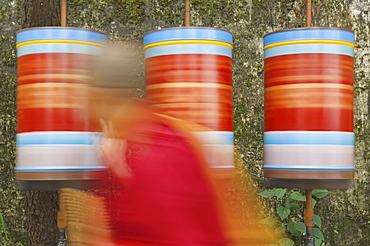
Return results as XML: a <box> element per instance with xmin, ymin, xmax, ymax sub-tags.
<box><xmin>143</xmin><ymin>27</ymin><xmax>233</xmax><ymax>46</ymax></box>
<box><xmin>17</xmin><ymin>26</ymin><xmax>107</xmax><ymax>35</ymax></box>
<box><xmin>263</xmin><ymin>27</ymin><xmax>355</xmax><ymax>47</ymax></box>
<box><xmin>263</xmin><ymin>27</ymin><xmax>353</xmax><ymax>37</ymax></box>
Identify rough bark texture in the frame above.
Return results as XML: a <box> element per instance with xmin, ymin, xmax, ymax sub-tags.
<box><xmin>21</xmin><ymin>0</ymin><xmax>60</xmax><ymax>28</ymax></box>
<box><xmin>24</xmin><ymin>191</ymin><xmax>59</xmax><ymax>246</ymax></box>
<box><xmin>21</xmin><ymin>1</ymin><xmax>61</xmax><ymax>245</ymax></box>
<box><xmin>0</xmin><ymin>0</ymin><xmax>369</xmax><ymax>245</ymax></box>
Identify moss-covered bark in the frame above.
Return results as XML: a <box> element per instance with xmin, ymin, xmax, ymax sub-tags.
<box><xmin>0</xmin><ymin>0</ymin><xmax>369</xmax><ymax>245</ymax></box>
<box><xmin>0</xmin><ymin>1</ymin><xmax>26</xmax><ymax>245</ymax></box>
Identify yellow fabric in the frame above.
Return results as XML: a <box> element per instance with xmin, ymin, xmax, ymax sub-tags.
<box><xmin>60</xmin><ymin>188</ymin><xmax>112</xmax><ymax>246</ymax></box>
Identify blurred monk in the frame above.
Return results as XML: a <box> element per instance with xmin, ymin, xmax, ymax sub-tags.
<box><xmin>88</xmin><ymin>43</ymin><xmax>281</xmax><ymax>246</ymax></box>
<box><xmin>89</xmin><ymin>44</ymin><xmax>232</xmax><ymax>245</ymax></box>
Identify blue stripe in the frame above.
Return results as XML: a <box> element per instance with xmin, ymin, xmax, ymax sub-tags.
<box><xmin>15</xmin><ymin>166</ymin><xmax>107</xmax><ymax>172</ymax></box>
<box><xmin>264</xmin><ymin>43</ymin><xmax>354</xmax><ymax>59</ymax></box>
<box><xmin>17</xmin><ymin>132</ymin><xmax>103</xmax><ymax>145</ymax></box>
<box><xmin>144</xmin><ymin>27</ymin><xmax>233</xmax><ymax>46</ymax></box>
<box><xmin>263</xmin><ymin>165</ymin><xmax>355</xmax><ymax>171</ymax></box>
<box><xmin>17</xmin><ymin>27</ymin><xmax>108</xmax><ymax>45</ymax></box>
<box><xmin>264</xmin><ymin>28</ymin><xmax>355</xmax><ymax>46</ymax></box>
<box><xmin>145</xmin><ymin>44</ymin><xmax>232</xmax><ymax>59</ymax></box>
<box><xmin>17</xmin><ymin>43</ymin><xmax>105</xmax><ymax>57</ymax></box>
<box><xmin>216</xmin><ymin>132</ymin><xmax>234</xmax><ymax>145</ymax></box>
<box><xmin>264</xmin><ymin>131</ymin><xmax>354</xmax><ymax>145</ymax></box>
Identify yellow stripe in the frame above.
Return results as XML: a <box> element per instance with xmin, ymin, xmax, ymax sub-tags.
<box><xmin>144</xmin><ymin>40</ymin><xmax>233</xmax><ymax>50</ymax></box>
<box><xmin>153</xmin><ymin>113</ymin><xmax>213</xmax><ymax>131</ymax></box>
<box><xmin>18</xmin><ymin>102</ymin><xmax>84</xmax><ymax>109</ymax></box>
<box><xmin>19</xmin><ymin>68</ymin><xmax>91</xmax><ymax>75</ymax></box>
<box><xmin>16</xmin><ymin>40</ymin><xmax>106</xmax><ymax>48</ymax></box>
<box><xmin>146</xmin><ymin>83</ymin><xmax>232</xmax><ymax>90</ymax></box>
<box><xmin>266</xmin><ymin>91</ymin><xmax>353</xmax><ymax>99</ymax></box>
<box><xmin>265</xmin><ymin>83</ymin><xmax>353</xmax><ymax>92</ymax></box>
<box><xmin>263</xmin><ymin>40</ymin><xmax>355</xmax><ymax>50</ymax></box>
<box><xmin>18</xmin><ymin>74</ymin><xmax>93</xmax><ymax>82</ymax></box>
<box><xmin>266</xmin><ymin>102</ymin><xmax>352</xmax><ymax>110</ymax></box>
<box><xmin>267</xmin><ymin>74</ymin><xmax>353</xmax><ymax>84</ymax></box>
<box><xmin>18</xmin><ymin>83</ymin><xmax>90</xmax><ymax>90</ymax></box>
<box><xmin>18</xmin><ymin>89</ymin><xmax>87</xmax><ymax>98</ymax></box>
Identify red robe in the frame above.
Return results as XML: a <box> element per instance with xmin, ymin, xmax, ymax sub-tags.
<box><xmin>103</xmin><ymin>101</ymin><xmax>230</xmax><ymax>245</ymax></box>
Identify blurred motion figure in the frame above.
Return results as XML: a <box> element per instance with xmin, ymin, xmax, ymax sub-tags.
<box><xmin>89</xmin><ymin>43</ymin><xmax>232</xmax><ymax>245</ymax></box>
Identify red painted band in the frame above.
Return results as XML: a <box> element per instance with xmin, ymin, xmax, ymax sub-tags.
<box><xmin>17</xmin><ymin>53</ymin><xmax>96</xmax><ymax>85</ymax></box>
<box><xmin>145</xmin><ymin>54</ymin><xmax>232</xmax><ymax>86</ymax></box>
<box><xmin>265</xmin><ymin>54</ymin><xmax>354</xmax><ymax>87</ymax></box>
<box><xmin>264</xmin><ymin>107</ymin><xmax>353</xmax><ymax>131</ymax></box>
<box><xmin>17</xmin><ymin>108</ymin><xmax>94</xmax><ymax>133</ymax></box>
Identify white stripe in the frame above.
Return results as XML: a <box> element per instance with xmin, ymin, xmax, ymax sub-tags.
<box><xmin>145</xmin><ymin>44</ymin><xmax>232</xmax><ymax>59</ymax></box>
<box><xmin>17</xmin><ymin>43</ymin><xmax>105</xmax><ymax>57</ymax></box>
<box><xmin>264</xmin><ymin>145</ymin><xmax>354</xmax><ymax>166</ymax></box>
<box><xmin>192</xmin><ymin>131</ymin><xmax>234</xmax><ymax>145</ymax></box>
<box><xmin>200</xmin><ymin>144</ymin><xmax>234</xmax><ymax>168</ymax></box>
<box><xmin>17</xmin><ymin>145</ymin><xmax>102</xmax><ymax>167</ymax></box>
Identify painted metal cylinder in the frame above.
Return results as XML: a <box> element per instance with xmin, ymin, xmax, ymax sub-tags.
<box><xmin>16</xmin><ymin>27</ymin><xmax>108</xmax><ymax>190</ymax></box>
<box><xmin>263</xmin><ymin>28</ymin><xmax>355</xmax><ymax>189</ymax></box>
<box><xmin>144</xmin><ymin>27</ymin><xmax>234</xmax><ymax>173</ymax></box>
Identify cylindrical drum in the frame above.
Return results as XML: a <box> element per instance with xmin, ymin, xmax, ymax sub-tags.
<box><xmin>263</xmin><ymin>28</ymin><xmax>355</xmax><ymax>189</ymax></box>
<box><xmin>144</xmin><ymin>27</ymin><xmax>234</xmax><ymax>174</ymax></box>
<box><xmin>16</xmin><ymin>27</ymin><xmax>108</xmax><ymax>190</ymax></box>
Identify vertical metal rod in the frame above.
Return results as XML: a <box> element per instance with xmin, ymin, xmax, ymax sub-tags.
<box><xmin>306</xmin><ymin>0</ymin><xmax>312</xmax><ymax>27</ymax></box>
<box><xmin>184</xmin><ymin>0</ymin><xmax>191</xmax><ymax>27</ymax></box>
<box><xmin>304</xmin><ymin>0</ymin><xmax>315</xmax><ymax>246</ymax></box>
<box><xmin>305</xmin><ymin>1</ymin><xmax>314</xmax><ymax>244</ymax></box>
<box><xmin>304</xmin><ymin>189</ymin><xmax>315</xmax><ymax>246</ymax></box>
<box><xmin>61</xmin><ymin>0</ymin><xmax>67</xmax><ymax>27</ymax></box>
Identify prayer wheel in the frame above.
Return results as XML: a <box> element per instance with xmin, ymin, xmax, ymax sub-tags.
<box><xmin>263</xmin><ymin>28</ymin><xmax>355</xmax><ymax>189</ymax></box>
<box><xmin>16</xmin><ymin>27</ymin><xmax>108</xmax><ymax>190</ymax></box>
<box><xmin>144</xmin><ymin>27</ymin><xmax>234</xmax><ymax>173</ymax></box>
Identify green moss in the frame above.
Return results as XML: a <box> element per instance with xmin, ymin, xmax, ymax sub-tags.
<box><xmin>110</xmin><ymin>0</ymin><xmax>146</xmax><ymax>25</ymax></box>
<box><xmin>1</xmin><ymin>1</ymin><xmax>370</xmax><ymax>245</ymax></box>
<box><xmin>0</xmin><ymin>73</ymin><xmax>26</xmax><ymax>246</ymax></box>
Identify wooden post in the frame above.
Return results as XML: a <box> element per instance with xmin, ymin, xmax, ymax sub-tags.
<box><xmin>304</xmin><ymin>189</ymin><xmax>315</xmax><ymax>245</ymax></box>
<box><xmin>57</xmin><ymin>191</ymin><xmax>68</xmax><ymax>245</ymax></box>
<box><xmin>304</xmin><ymin>190</ymin><xmax>314</xmax><ymax>228</ymax></box>
<box><xmin>57</xmin><ymin>191</ymin><xmax>67</xmax><ymax>229</ymax></box>
<box><xmin>61</xmin><ymin>0</ymin><xmax>67</xmax><ymax>27</ymax></box>
<box><xmin>59</xmin><ymin>2</ymin><xmax>68</xmax><ymax>241</ymax></box>
<box><xmin>306</xmin><ymin>0</ymin><xmax>312</xmax><ymax>27</ymax></box>
<box><xmin>184</xmin><ymin>0</ymin><xmax>190</xmax><ymax>27</ymax></box>
<box><xmin>304</xmin><ymin>2</ymin><xmax>315</xmax><ymax>245</ymax></box>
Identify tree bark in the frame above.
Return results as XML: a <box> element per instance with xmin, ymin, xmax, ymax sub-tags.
<box><xmin>25</xmin><ymin>191</ymin><xmax>59</xmax><ymax>246</ymax></box>
<box><xmin>22</xmin><ymin>0</ymin><xmax>61</xmax><ymax>28</ymax></box>
<box><xmin>22</xmin><ymin>1</ymin><xmax>61</xmax><ymax>245</ymax></box>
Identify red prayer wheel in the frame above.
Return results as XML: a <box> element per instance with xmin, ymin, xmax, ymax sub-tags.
<box><xmin>16</xmin><ymin>27</ymin><xmax>108</xmax><ymax>190</ymax></box>
<box><xmin>144</xmin><ymin>27</ymin><xmax>234</xmax><ymax>173</ymax></box>
<box><xmin>263</xmin><ymin>28</ymin><xmax>355</xmax><ymax>189</ymax></box>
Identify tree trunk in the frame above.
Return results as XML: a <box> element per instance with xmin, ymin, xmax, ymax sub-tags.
<box><xmin>22</xmin><ymin>0</ymin><xmax>61</xmax><ymax>28</ymax></box>
<box><xmin>22</xmin><ymin>1</ymin><xmax>61</xmax><ymax>245</ymax></box>
<box><xmin>25</xmin><ymin>191</ymin><xmax>59</xmax><ymax>246</ymax></box>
